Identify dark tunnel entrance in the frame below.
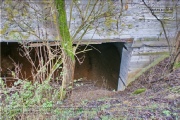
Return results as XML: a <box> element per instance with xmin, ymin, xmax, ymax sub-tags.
<box><xmin>0</xmin><ymin>42</ymin><xmax>129</xmax><ymax>90</ymax></box>
<box><xmin>0</xmin><ymin>42</ymin><xmax>33</xmax><ymax>86</ymax></box>
<box><xmin>74</xmin><ymin>43</ymin><xmax>121</xmax><ymax>90</ymax></box>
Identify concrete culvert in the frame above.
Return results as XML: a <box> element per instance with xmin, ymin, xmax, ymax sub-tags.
<box><xmin>74</xmin><ymin>43</ymin><xmax>121</xmax><ymax>90</ymax></box>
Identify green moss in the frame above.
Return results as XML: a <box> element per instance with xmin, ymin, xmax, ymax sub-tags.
<box><xmin>164</xmin><ymin>8</ymin><xmax>173</xmax><ymax>14</ymax></box>
<box><xmin>55</xmin><ymin>0</ymin><xmax>74</xmax><ymax>59</ymax></box>
<box><xmin>0</xmin><ymin>23</ymin><xmax>9</xmax><ymax>35</ymax></box>
<box><xmin>173</xmin><ymin>62</ymin><xmax>180</xmax><ymax>69</ymax></box>
<box><xmin>133</xmin><ymin>88</ymin><xmax>146</xmax><ymax>94</ymax></box>
<box><xmin>128</xmin><ymin>24</ymin><xmax>133</xmax><ymax>29</ymax></box>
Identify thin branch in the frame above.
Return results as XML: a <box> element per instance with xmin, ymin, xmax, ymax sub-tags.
<box><xmin>142</xmin><ymin>0</ymin><xmax>171</xmax><ymax>53</ymax></box>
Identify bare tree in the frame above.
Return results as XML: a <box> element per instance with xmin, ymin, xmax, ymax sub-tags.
<box><xmin>55</xmin><ymin>0</ymin><xmax>123</xmax><ymax>99</ymax></box>
<box><xmin>1</xmin><ymin>0</ymin><xmax>124</xmax><ymax>99</ymax></box>
<box><xmin>1</xmin><ymin>0</ymin><xmax>63</xmax><ymax>83</ymax></box>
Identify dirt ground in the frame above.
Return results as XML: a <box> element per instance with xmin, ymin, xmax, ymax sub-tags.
<box><xmin>64</xmin><ymin>57</ymin><xmax>180</xmax><ymax>119</ymax></box>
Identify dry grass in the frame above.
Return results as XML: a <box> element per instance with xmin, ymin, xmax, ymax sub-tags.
<box><xmin>70</xmin><ymin>80</ymin><xmax>115</xmax><ymax>102</ymax></box>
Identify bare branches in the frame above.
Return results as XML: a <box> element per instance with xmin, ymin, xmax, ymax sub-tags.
<box><xmin>1</xmin><ymin>0</ymin><xmax>57</xmax><ymax>41</ymax></box>
<box><xmin>19</xmin><ymin>42</ymin><xmax>62</xmax><ymax>83</ymax></box>
<box><xmin>142</xmin><ymin>0</ymin><xmax>171</xmax><ymax>53</ymax></box>
<box><xmin>142</xmin><ymin>0</ymin><xmax>180</xmax><ymax>72</ymax></box>
<box><xmin>1</xmin><ymin>0</ymin><xmax>63</xmax><ymax>84</ymax></box>
<box><xmin>70</xmin><ymin>0</ymin><xmax>120</xmax><ymax>40</ymax></box>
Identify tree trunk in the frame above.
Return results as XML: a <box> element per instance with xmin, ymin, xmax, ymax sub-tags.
<box><xmin>169</xmin><ymin>32</ymin><xmax>180</xmax><ymax>72</ymax></box>
<box><xmin>61</xmin><ymin>50</ymin><xmax>75</xmax><ymax>97</ymax></box>
<box><xmin>175</xmin><ymin>32</ymin><xmax>180</xmax><ymax>63</ymax></box>
<box><xmin>55</xmin><ymin>0</ymin><xmax>75</xmax><ymax>99</ymax></box>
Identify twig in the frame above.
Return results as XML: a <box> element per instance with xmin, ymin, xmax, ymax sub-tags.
<box><xmin>142</xmin><ymin>0</ymin><xmax>171</xmax><ymax>53</ymax></box>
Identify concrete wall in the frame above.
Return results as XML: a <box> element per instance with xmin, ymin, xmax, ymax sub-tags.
<box><xmin>0</xmin><ymin>0</ymin><xmax>59</xmax><ymax>42</ymax></box>
<box><xmin>66</xmin><ymin>0</ymin><xmax>179</xmax><ymax>40</ymax></box>
<box><xmin>1</xmin><ymin>0</ymin><xmax>179</xmax><ymax>42</ymax></box>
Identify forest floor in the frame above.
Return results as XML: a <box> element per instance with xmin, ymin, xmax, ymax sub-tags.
<box><xmin>1</xmin><ymin>58</ymin><xmax>180</xmax><ymax>119</ymax></box>
<box><xmin>63</xmin><ymin>58</ymin><xmax>180</xmax><ymax>119</ymax></box>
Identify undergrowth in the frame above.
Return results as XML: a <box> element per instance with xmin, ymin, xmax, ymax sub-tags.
<box><xmin>0</xmin><ymin>78</ymin><xmax>99</xmax><ymax>119</ymax></box>
<box><xmin>173</xmin><ymin>62</ymin><xmax>180</xmax><ymax>69</ymax></box>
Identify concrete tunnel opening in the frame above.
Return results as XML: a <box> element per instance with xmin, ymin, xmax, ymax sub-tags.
<box><xmin>0</xmin><ymin>42</ymin><xmax>33</xmax><ymax>86</ymax></box>
<box><xmin>0</xmin><ymin>42</ymin><xmax>132</xmax><ymax>90</ymax></box>
<box><xmin>74</xmin><ymin>43</ymin><xmax>121</xmax><ymax>90</ymax></box>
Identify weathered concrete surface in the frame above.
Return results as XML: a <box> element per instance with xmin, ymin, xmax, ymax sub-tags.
<box><xmin>0</xmin><ymin>0</ymin><xmax>59</xmax><ymax>42</ymax></box>
<box><xmin>1</xmin><ymin>0</ymin><xmax>179</xmax><ymax>42</ymax></box>
<box><xmin>66</xmin><ymin>0</ymin><xmax>179</xmax><ymax>40</ymax></box>
<box><xmin>116</xmin><ymin>43</ymin><xmax>133</xmax><ymax>90</ymax></box>
<box><xmin>127</xmin><ymin>52</ymin><xmax>169</xmax><ymax>85</ymax></box>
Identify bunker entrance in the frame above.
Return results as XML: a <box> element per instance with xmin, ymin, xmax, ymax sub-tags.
<box><xmin>0</xmin><ymin>42</ymin><xmax>30</xmax><ymax>86</ymax></box>
<box><xmin>1</xmin><ymin>42</ymin><xmax>131</xmax><ymax>90</ymax></box>
<box><xmin>74</xmin><ymin>43</ymin><xmax>121</xmax><ymax>90</ymax></box>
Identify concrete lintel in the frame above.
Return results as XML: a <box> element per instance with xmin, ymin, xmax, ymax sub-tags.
<box><xmin>1</xmin><ymin>38</ymin><xmax>133</xmax><ymax>46</ymax></box>
<box><xmin>73</xmin><ymin>38</ymin><xmax>134</xmax><ymax>45</ymax></box>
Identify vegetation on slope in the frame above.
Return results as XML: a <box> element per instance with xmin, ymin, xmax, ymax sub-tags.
<box><xmin>1</xmin><ymin>57</ymin><xmax>180</xmax><ymax>119</ymax></box>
